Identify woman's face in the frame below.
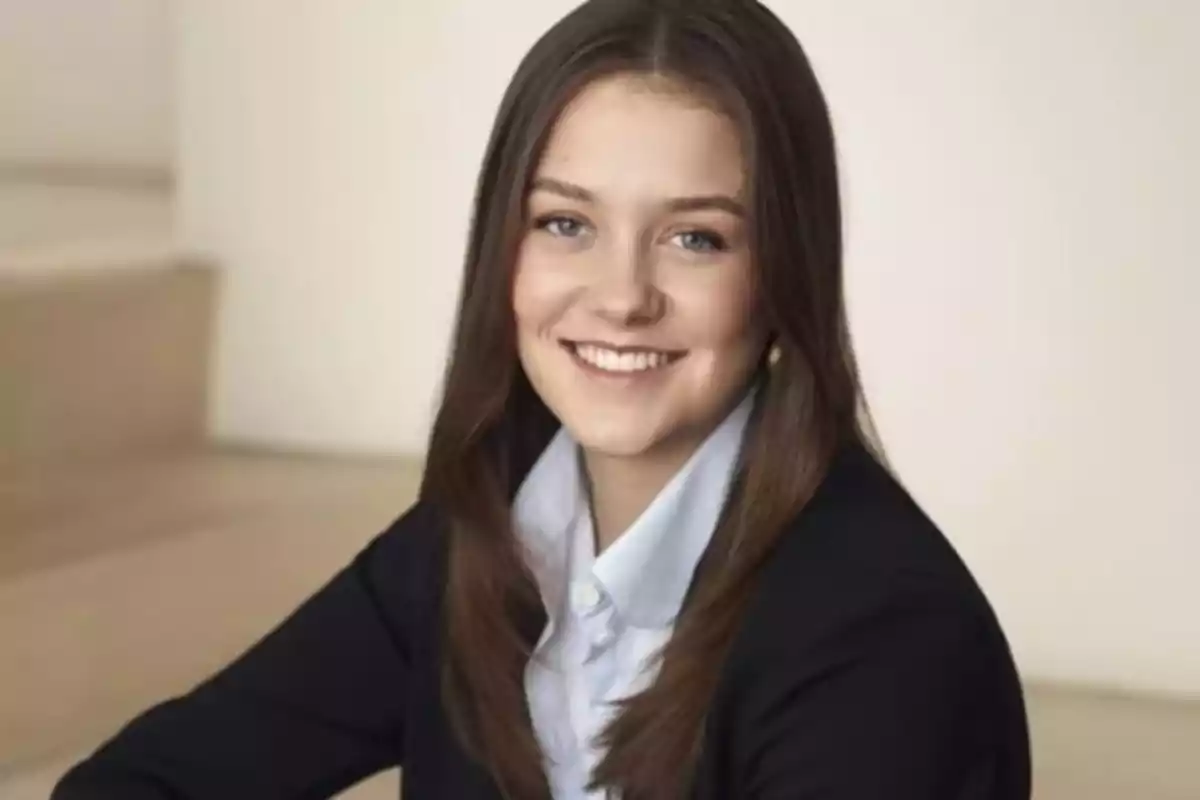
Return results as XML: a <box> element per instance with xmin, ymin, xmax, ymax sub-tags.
<box><xmin>513</xmin><ymin>73</ymin><xmax>766</xmax><ymax>462</ymax></box>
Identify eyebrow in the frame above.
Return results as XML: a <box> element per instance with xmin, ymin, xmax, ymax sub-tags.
<box><xmin>529</xmin><ymin>176</ymin><xmax>745</xmax><ymax>217</ymax></box>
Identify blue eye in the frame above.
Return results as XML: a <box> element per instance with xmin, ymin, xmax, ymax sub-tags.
<box><xmin>673</xmin><ymin>230</ymin><xmax>728</xmax><ymax>253</ymax></box>
<box><xmin>536</xmin><ymin>215</ymin><xmax>587</xmax><ymax>238</ymax></box>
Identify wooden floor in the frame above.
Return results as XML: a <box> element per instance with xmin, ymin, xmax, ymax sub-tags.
<box><xmin>2</xmin><ymin>450</ymin><xmax>1199</xmax><ymax>799</ymax></box>
<box><xmin>0</xmin><ymin>756</ymin><xmax>400</xmax><ymax>800</ymax></box>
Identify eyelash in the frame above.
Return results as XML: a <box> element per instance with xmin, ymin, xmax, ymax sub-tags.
<box><xmin>673</xmin><ymin>230</ymin><xmax>729</xmax><ymax>254</ymax></box>
<box><xmin>532</xmin><ymin>214</ymin><xmax>730</xmax><ymax>254</ymax></box>
<box><xmin>533</xmin><ymin>214</ymin><xmax>589</xmax><ymax>239</ymax></box>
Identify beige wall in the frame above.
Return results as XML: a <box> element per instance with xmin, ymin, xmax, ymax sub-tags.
<box><xmin>0</xmin><ymin>0</ymin><xmax>173</xmax><ymax>167</ymax></box>
<box><xmin>176</xmin><ymin>1</ymin><xmax>1200</xmax><ymax>695</ymax></box>
<box><xmin>783</xmin><ymin>1</ymin><xmax>1200</xmax><ymax>698</ymax></box>
<box><xmin>0</xmin><ymin>0</ymin><xmax>174</xmax><ymax>254</ymax></box>
<box><xmin>176</xmin><ymin>0</ymin><xmax>459</xmax><ymax>457</ymax></box>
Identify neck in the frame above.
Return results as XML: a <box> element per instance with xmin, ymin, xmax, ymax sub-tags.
<box><xmin>582</xmin><ymin>439</ymin><xmax>698</xmax><ymax>553</ymax></box>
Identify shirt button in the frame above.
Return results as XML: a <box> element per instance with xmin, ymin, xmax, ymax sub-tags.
<box><xmin>571</xmin><ymin>580</ymin><xmax>603</xmax><ymax>615</ymax></box>
<box><xmin>591</xmin><ymin>624</ymin><xmax>616</xmax><ymax>649</ymax></box>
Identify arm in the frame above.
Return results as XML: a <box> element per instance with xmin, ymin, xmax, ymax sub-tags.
<box><xmin>53</xmin><ymin>504</ymin><xmax>439</xmax><ymax>799</ymax></box>
<box><xmin>739</xmin><ymin>597</ymin><xmax>1027</xmax><ymax>800</ymax></box>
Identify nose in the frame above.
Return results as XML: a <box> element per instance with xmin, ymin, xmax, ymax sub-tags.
<box><xmin>586</xmin><ymin>242</ymin><xmax>664</xmax><ymax>327</ymax></box>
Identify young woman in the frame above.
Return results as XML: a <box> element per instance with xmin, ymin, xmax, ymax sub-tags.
<box><xmin>55</xmin><ymin>0</ymin><xmax>1031</xmax><ymax>798</ymax></box>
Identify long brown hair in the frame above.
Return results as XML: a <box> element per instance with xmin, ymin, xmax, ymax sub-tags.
<box><xmin>420</xmin><ymin>0</ymin><xmax>868</xmax><ymax>797</ymax></box>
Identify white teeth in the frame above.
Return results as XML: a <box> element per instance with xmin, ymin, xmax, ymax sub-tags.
<box><xmin>573</xmin><ymin>344</ymin><xmax>673</xmax><ymax>373</ymax></box>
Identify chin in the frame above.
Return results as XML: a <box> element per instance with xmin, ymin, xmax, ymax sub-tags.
<box><xmin>564</xmin><ymin>421</ymin><xmax>667</xmax><ymax>460</ymax></box>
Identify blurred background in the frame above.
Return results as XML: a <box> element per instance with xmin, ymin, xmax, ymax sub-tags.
<box><xmin>1</xmin><ymin>1</ymin><xmax>1196</xmax><ymax>797</ymax></box>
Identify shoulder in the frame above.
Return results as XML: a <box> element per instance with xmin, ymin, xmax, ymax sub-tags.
<box><xmin>359</xmin><ymin>498</ymin><xmax>447</xmax><ymax>577</ymax></box>
<box><xmin>731</xmin><ymin>442</ymin><xmax>1015</xmax><ymax>678</ymax></box>
<box><xmin>712</xmin><ymin>445</ymin><xmax>1030</xmax><ymax>793</ymax></box>
<box><xmin>762</xmin><ymin>443</ymin><xmax>994</xmax><ymax>615</ymax></box>
<box><xmin>352</xmin><ymin>499</ymin><xmax>448</xmax><ymax>655</ymax></box>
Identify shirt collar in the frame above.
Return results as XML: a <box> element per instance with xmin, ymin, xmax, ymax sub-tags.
<box><xmin>514</xmin><ymin>390</ymin><xmax>755</xmax><ymax>630</ymax></box>
<box><xmin>513</xmin><ymin>427</ymin><xmax>583</xmax><ymax>624</ymax></box>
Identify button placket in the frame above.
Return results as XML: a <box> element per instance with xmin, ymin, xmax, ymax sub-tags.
<box><xmin>589</xmin><ymin>619</ymin><xmax>616</xmax><ymax>649</ymax></box>
<box><xmin>580</xmin><ymin>610</ymin><xmax>618</xmax><ymax>664</ymax></box>
<box><xmin>570</xmin><ymin>578</ymin><xmax>620</xmax><ymax>665</ymax></box>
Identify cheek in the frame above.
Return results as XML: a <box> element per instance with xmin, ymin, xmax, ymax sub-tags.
<box><xmin>673</xmin><ymin>269</ymin><xmax>764</xmax><ymax>356</ymax></box>
<box><xmin>511</xmin><ymin>247</ymin><xmax>577</xmax><ymax>333</ymax></box>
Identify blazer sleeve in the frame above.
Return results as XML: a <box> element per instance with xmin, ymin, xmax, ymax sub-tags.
<box><xmin>738</xmin><ymin>594</ymin><xmax>1019</xmax><ymax>800</ymax></box>
<box><xmin>52</xmin><ymin>503</ymin><xmax>439</xmax><ymax>800</ymax></box>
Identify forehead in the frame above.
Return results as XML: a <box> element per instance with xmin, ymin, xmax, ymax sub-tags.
<box><xmin>536</xmin><ymin>73</ymin><xmax>746</xmax><ymax>199</ymax></box>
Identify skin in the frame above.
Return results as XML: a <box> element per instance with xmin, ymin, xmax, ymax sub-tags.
<box><xmin>512</xmin><ymin>73</ymin><xmax>768</xmax><ymax>550</ymax></box>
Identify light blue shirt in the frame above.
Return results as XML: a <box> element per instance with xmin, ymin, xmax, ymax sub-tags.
<box><xmin>513</xmin><ymin>393</ymin><xmax>754</xmax><ymax>799</ymax></box>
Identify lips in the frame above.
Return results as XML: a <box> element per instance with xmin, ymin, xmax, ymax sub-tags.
<box><xmin>561</xmin><ymin>340</ymin><xmax>686</xmax><ymax>374</ymax></box>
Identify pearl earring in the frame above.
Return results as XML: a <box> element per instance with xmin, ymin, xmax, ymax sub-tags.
<box><xmin>767</xmin><ymin>344</ymin><xmax>782</xmax><ymax>367</ymax></box>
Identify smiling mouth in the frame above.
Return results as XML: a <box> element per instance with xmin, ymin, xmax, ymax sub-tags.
<box><xmin>560</xmin><ymin>340</ymin><xmax>687</xmax><ymax>374</ymax></box>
